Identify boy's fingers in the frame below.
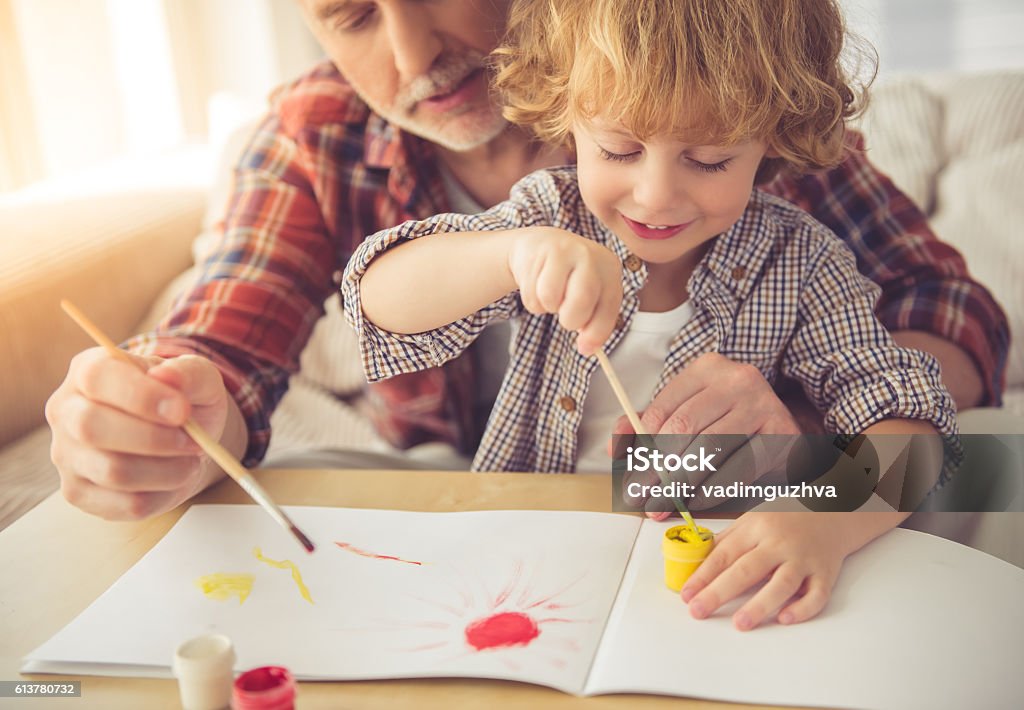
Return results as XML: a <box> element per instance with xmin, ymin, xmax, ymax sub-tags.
<box><xmin>558</xmin><ymin>267</ymin><xmax>600</xmax><ymax>334</ymax></box>
<box><xmin>679</xmin><ymin>529</ymin><xmax>749</xmax><ymax>602</ymax></box>
<box><xmin>778</xmin><ymin>576</ymin><xmax>833</xmax><ymax>625</ymax></box>
<box><xmin>686</xmin><ymin>549</ymin><xmax>773</xmax><ymax>619</ymax></box>
<box><xmin>732</xmin><ymin>563</ymin><xmax>806</xmax><ymax>631</ymax></box>
<box><xmin>577</xmin><ymin>291</ymin><xmax>620</xmax><ymax>355</ymax></box>
<box><xmin>534</xmin><ymin>257</ymin><xmax>572</xmax><ymax>313</ymax></box>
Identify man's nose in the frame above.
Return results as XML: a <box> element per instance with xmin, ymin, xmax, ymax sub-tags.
<box><xmin>385</xmin><ymin>4</ymin><xmax>444</xmax><ymax>81</ymax></box>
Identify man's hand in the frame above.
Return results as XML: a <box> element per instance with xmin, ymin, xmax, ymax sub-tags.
<box><xmin>508</xmin><ymin>227</ymin><xmax>624</xmax><ymax>355</ymax></box>
<box><xmin>45</xmin><ymin>348</ymin><xmax>240</xmax><ymax>521</ymax></box>
<box><xmin>611</xmin><ymin>353</ymin><xmax>804</xmax><ymax>515</ymax></box>
<box><xmin>629</xmin><ymin>353</ymin><xmax>801</xmax><ymax>437</ymax></box>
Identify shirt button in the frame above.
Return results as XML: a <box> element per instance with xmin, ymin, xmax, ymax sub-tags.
<box><xmin>614</xmin><ymin>314</ymin><xmax>627</xmax><ymax>330</ymax></box>
<box><xmin>623</xmin><ymin>254</ymin><xmax>642</xmax><ymax>272</ymax></box>
<box><xmin>559</xmin><ymin>395</ymin><xmax>577</xmax><ymax>412</ymax></box>
<box><xmin>731</xmin><ymin>266</ymin><xmax>746</xmax><ymax>280</ymax></box>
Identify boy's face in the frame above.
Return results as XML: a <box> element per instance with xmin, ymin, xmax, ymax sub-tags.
<box><xmin>298</xmin><ymin>0</ymin><xmax>510</xmax><ymax>151</ymax></box>
<box><xmin>574</xmin><ymin>118</ymin><xmax>768</xmax><ymax>269</ymax></box>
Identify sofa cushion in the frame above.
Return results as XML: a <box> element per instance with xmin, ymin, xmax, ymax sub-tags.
<box><xmin>860</xmin><ymin>72</ymin><xmax>1024</xmax><ymax>407</ymax></box>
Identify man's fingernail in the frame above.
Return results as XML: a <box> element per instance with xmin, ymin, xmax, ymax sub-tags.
<box><xmin>158</xmin><ymin>399</ymin><xmax>179</xmax><ymax>422</ymax></box>
<box><xmin>680</xmin><ymin>587</ymin><xmax>694</xmax><ymax>602</ymax></box>
<box><xmin>690</xmin><ymin>600</ymin><xmax>706</xmax><ymax>619</ymax></box>
<box><xmin>735</xmin><ymin>612</ymin><xmax>752</xmax><ymax>630</ymax></box>
<box><xmin>779</xmin><ymin>612</ymin><xmax>794</xmax><ymax>625</ymax></box>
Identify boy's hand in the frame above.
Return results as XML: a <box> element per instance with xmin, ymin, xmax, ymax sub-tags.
<box><xmin>508</xmin><ymin>227</ymin><xmax>623</xmax><ymax>355</ymax></box>
<box><xmin>680</xmin><ymin>512</ymin><xmax>865</xmax><ymax>630</ymax></box>
<box><xmin>45</xmin><ymin>348</ymin><xmax>235</xmax><ymax>521</ymax></box>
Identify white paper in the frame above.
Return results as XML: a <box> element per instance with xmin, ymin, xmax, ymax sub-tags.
<box><xmin>24</xmin><ymin>506</ymin><xmax>641</xmax><ymax>695</ymax></box>
<box><xmin>24</xmin><ymin>507</ymin><xmax>1024</xmax><ymax>709</ymax></box>
<box><xmin>587</xmin><ymin>520</ymin><xmax>1024</xmax><ymax>709</ymax></box>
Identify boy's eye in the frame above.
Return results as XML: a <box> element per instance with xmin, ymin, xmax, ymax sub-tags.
<box><xmin>690</xmin><ymin>158</ymin><xmax>732</xmax><ymax>174</ymax></box>
<box><xmin>598</xmin><ymin>146</ymin><xmax>640</xmax><ymax>163</ymax></box>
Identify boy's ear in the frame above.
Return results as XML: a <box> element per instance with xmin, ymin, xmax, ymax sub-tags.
<box><xmin>764</xmin><ymin>145</ymin><xmax>781</xmax><ymax>159</ymax></box>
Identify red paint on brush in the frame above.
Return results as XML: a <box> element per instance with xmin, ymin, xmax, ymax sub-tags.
<box><xmin>464</xmin><ymin>611</ymin><xmax>540</xmax><ymax>651</ymax></box>
<box><xmin>334</xmin><ymin>542</ymin><xmax>423</xmax><ymax>565</ymax></box>
<box><xmin>292</xmin><ymin>526</ymin><xmax>315</xmax><ymax>553</ymax></box>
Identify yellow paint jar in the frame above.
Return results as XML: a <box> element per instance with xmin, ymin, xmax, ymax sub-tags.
<box><xmin>662</xmin><ymin>524</ymin><xmax>714</xmax><ymax>592</ymax></box>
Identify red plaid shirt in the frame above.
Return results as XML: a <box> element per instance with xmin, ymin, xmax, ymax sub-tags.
<box><xmin>125</xmin><ymin>61</ymin><xmax>1009</xmax><ymax>466</ymax></box>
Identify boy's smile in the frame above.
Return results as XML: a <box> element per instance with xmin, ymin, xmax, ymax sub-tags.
<box><xmin>619</xmin><ymin>215</ymin><xmax>694</xmax><ymax>241</ymax></box>
<box><xmin>574</xmin><ymin>118</ymin><xmax>769</xmax><ymax>295</ymax></box>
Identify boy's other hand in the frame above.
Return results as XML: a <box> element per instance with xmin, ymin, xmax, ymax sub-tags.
<box><xmin>45</xmin><ymin>348</ymin><xmax>232</xmax><ymax>521</ymax></box>
<box><xmin>508</xmin><ymin>227</ymin><xmax>623</xmax><ymax>355</ymax></box>
<box><xmin>679</xmin><ymin>512</ymin><xmax>856</xmax><ymax>630</ymax></box>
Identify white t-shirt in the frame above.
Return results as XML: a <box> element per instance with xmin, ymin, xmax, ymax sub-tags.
<box><xmin>575</xmin><ymin>300</ymin><xmax>696</xmax><ymax>473</ymax></box>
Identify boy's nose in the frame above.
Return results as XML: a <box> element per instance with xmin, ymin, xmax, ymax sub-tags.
<box><xmin>385</xmin><ymin>4</ymin><xmax>444</xmax><ymax>82</ymax></box>
<box><xmin>633</xmin><ymin>170</ymin><xmax>684</xmax><ymax>215</ymax></box>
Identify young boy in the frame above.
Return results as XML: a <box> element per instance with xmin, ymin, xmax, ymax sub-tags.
<box><xmin>342</xmin><ymin>0</ymin><xmax>958</xmax><ymax>630</ymax></box>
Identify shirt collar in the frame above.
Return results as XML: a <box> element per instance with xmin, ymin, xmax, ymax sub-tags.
<box><xmin>363</xmin><ymin>112</ymin><xmax>446</xmax><ymax>215</ymax></box>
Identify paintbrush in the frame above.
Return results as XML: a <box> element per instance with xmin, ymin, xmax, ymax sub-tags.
<box><xmin>60</xmin><ymin>299</ymin><xmax>316</xmax><ymax>553</ymax></box>
<box><xmin>594</xmin><ymin>349</ymin><xmax>702</xmax><ymax>535</ymax></box>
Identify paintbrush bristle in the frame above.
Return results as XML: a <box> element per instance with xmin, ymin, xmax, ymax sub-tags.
<box><xmin>292</xmin><ymin>525</ymin><xmax>316</xmax><ymax>554</ymax></box>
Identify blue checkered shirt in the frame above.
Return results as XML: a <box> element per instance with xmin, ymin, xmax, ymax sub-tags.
<box><xmin>343</xmin><ymin>167</ymin><xmax>959</xmax><ymax>473</ymax></box>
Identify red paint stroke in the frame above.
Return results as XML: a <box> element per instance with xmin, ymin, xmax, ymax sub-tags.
<box><xmin>464</xmin><ymin>611</ymin><xmax>540</xmax><ymax>651</ymax></box>
<box><xmin>334</xmin><ymin>541</ymin><xmax>423</xmax><ymax>566</ymax></box>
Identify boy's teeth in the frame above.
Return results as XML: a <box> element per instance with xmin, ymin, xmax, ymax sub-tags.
<box><xmin>644</xmin><ymin>224</ymin><xmax>670</xmax><ymax>229</ymax></box>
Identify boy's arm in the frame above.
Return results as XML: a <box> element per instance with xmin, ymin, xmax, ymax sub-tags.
<box><xmin>781</xmin><ymin>231</ymin><xmax>959</xmax><ymax>445</ymax></box>
<box><xmin>765</xmin><ymin>130</ymin><xmax>1010</xmax><ymax>408</ymax></box>
<box><xmin>358</xmin><ymin>229</ymin><xmax>523</xmax><ymax>334</ymax></box>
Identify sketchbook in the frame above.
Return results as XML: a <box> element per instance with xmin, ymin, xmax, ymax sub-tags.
<box><xmin>23</xmin><ymin>505</ymin><xmax>1024</xmax><ymax>709</ymax></box>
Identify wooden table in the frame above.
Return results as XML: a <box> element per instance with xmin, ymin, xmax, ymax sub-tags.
<box><xmin>0</xmin><ymin>469</ymin><xmax>786</xmax><ymax>709</ymax></box>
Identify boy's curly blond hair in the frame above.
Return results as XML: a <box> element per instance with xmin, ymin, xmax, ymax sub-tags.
<box><xmin>491</xmin><ymin>0</ymin><xmax>873</xmax><ymax>178</ymax></box>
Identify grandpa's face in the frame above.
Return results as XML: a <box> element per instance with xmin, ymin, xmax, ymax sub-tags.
<box><xmin>299</xmin><ymin>0</ymin><xmax>510</xmax><ymax>151</ymax></box>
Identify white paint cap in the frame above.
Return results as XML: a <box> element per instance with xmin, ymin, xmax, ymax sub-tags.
<box><xmin>173</xmin><ymin>634</ymin><xmax>236</xmax><ymax>710</ymax></box>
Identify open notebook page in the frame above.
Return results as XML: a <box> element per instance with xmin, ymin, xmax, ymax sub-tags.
<box><xmin>24</xmin><ymin>505</ymin><xmax>641</xmax><ymax>695</ymax></box>
<box><xmin>587</xmin><ymin>519</ymin><xmax>1024</xmax><ymax>709</ymax></box>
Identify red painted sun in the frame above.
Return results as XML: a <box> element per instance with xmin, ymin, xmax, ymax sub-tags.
<box><xmin>464</xmin><ymin>611</ymin><xmax>540</xmax><ymax>651</ymax></box>
<box><xmin>368</xmin><ymin>560</ymin><xmax>592</xmax><ymax>669</ymax></box>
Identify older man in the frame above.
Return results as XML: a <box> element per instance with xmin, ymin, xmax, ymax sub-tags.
<box><xmin>45</xmin><ymin>0</ymin><xmax>1008</xmax><ymax>521</ymax></box>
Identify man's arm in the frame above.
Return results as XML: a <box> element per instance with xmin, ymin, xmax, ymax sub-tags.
<box><xmin>764</xmin><ymin>130</ymin><xmax>1010</xmax><ymax>409</ymax></box>
<box><xmin>125</xmin><ymin>107</ymin><xmax>340</xmax><ymax>466</ymax></box>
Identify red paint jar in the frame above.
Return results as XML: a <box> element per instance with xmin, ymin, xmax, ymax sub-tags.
<box><xmin>232</xmin><ymin>666</ymin><xmax>295</xmax><ymax>710</ymax></box>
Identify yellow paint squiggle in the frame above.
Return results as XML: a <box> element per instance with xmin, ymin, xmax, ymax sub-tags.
<box><xmin>254</xmin><ymin>547</ymin><xmax>314</xmax><ymax>604</ymax></box>
<box><xmin>195</xmin><ymin>573</ymin><xmax>255</xmax><ymax>604</ymax></box>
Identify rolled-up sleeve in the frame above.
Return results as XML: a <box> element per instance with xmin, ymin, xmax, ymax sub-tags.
<box><xmin>342</xmin><ymin>171</ymin><xmax>561</xmax><ymax>382</ymax></box>
<box><xmin>782</xmin><ymin>231</ymin><xmax>959</xmax><ymax>443</ymax></box>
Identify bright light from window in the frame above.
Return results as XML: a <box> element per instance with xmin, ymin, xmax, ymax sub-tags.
<box><xmin>105</xmin><ymin>0</ymin><xmax>183</xmax><ymax>153</ymax></box>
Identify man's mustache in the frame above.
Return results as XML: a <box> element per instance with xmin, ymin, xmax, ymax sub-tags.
<box><xmin>395</xmin><ymin>53</ymin><xmax>486</xmax><ymax>110</ymax></box>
